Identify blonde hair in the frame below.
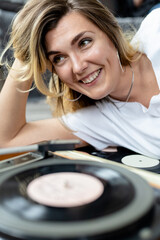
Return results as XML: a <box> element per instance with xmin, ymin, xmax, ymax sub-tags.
<box><xmin>0</xmin><ymin>0</ymin><xmax>139</xmax><ymax>116</ymax></box>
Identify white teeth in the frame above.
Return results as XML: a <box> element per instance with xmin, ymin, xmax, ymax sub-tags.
<box><xmin>82</xmin><ymin>69</ymin><xmax>101</xmax><ymax>84</ymax></box>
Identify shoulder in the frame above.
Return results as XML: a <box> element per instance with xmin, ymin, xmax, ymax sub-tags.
<box><xmin>140</xmin><ymin>8</ymin><xmax>160</xmax><ymax>30</ymax></box>
<box><xmin>134</xmin><ymin>8</ymin><xmax>160</xmax><ymax>38</ymax></box>
<box><xmin>131</xmin><ymin>9</ymin><xmax>160</xmax><ymax>54</ymax></box>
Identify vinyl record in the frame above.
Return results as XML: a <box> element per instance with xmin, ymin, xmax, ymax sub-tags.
<box><xmin>0</xmin><ymin>159</ymin><xmax>154</xmax><ymax>240</ymax></box>
<box><xmin>122</xmin><ymin>155</ymin><xmax>160</xmax><ymax>169</ymax></box>
<box><xmin>91</xmin><ymin>147</ymin><xmax>160</xmax><ymax>173</ymax></box>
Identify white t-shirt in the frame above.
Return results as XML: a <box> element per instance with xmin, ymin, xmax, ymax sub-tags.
<box><xmin>62</xmin><ymin>9</ymin><xmax>160</xmax><ymax>159</ymax></box>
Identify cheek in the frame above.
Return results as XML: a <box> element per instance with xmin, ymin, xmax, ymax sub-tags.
<box><xmin>55</xmin><ymin>67</ymin><xmax>72</xmax><ymax>84</ymax></box>
<box><xmin>88</xmin><ymin>44</ymin><xmax>110</xmax><ymax>64</ymax></box>
<box><xmin>94</xmin><ymin>48</ymin><xmax>107</xmax><ymax>62</ymax></box>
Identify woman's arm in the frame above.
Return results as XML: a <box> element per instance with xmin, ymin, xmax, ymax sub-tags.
<box><xmin>0</xmin><ymin>59</ymin><xmax>31</xmax><ymax>146</ymax></box>
<box><xmin>0</xmin><ymin>59</ymin><xmax>82</xmax><ymax>148</ymax></box>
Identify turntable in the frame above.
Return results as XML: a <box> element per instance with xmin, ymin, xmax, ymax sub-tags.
<box><xmin>0</xmin><ymin>141</ymin><xmax>159</xmax><ymax>240</ymax></box>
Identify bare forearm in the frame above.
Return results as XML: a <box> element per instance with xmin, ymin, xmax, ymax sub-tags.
<box><xmin>0</xmin><ymin>60</ymin><xmax>82</xmax><ymax>148</ymax></box>
<box><xmin>0</xmin><ymin>59</ymin><xmax>32</xmax><ymax>145</ymax></box>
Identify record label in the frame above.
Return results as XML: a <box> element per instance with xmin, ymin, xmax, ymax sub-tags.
<box><xmin>121</xmin><ymin>155</ymin><xmax>159</xmax><ymax>168</ymax></box>
<box><xmin>27</xmin><ymin>172</ymin><xmax>104</xmax><ymax>207</ymax></box>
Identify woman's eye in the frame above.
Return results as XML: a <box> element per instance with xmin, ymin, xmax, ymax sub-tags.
<box><xmin>53</xmin><ymin>55</ymin><xmax>65</xmax><ymax>64</ymax></box>
<box><xmin>79</xmin><ymin>38</ymin><xmax>92</xmax><ymax>48</ymax></box>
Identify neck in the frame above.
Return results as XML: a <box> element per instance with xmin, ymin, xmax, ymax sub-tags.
<box><xmin>109</xmin><ymin>64</ymin><xmax>134</xmax><ymax>102</ymax></box>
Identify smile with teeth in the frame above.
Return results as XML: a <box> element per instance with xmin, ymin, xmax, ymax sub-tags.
<box><xmin>81</xmin><ymin>69</ymin><xmax>101</xmax><ymax>84</ymax></box>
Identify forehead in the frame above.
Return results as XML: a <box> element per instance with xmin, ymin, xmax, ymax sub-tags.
<box><xmin>45</xmin><ymin>11</ymin><xmax>102</xmax><ymax>50</ymax></box>
<box><xmin>55</xmin><ymin>11</ymin><xmax>95</xmax><ymax>30</ymax></box>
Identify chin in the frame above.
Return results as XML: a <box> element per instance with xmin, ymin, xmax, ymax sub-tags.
<box><xmin>89</xmin><ymin>93</ymin><xmax>108</xmax><ymax>100</ymax></box>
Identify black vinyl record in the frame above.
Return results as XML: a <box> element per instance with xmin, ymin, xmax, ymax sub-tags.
<box><xmin>91</xmin><ymin>147</ymin><xmax>160</xmax><ymax>174</ymax></box>
<box><xmin>0</xmin><ymin>159</ymin><xmax>155</xmax><ymax>240</ymax></box>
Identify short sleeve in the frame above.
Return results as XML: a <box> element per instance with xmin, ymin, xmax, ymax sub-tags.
<box><xmin>131</xmin><ymin>8</ymin><xmax>160</xmax><ymax>85</ymax></box>
<box><xmin>61</xmin><ymin>106</ymin><xmax>111</xmax><ymax>150</ymax></box>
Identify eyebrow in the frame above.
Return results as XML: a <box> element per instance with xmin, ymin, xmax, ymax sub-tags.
<box><xmin>71</xmin><ymin>31</ymin><xmax>86</xmax><ymax>45</ymax></box>
<box><xmin>46</xmin><ymin>31</ymin><xmax>87</xmax><ymax>58</ymax></box>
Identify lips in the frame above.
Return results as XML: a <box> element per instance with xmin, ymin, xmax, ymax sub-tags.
<box><xmin>81</xmin><ymin>69</ymin><xmax>101</xmax><ymax>84</ymax></box>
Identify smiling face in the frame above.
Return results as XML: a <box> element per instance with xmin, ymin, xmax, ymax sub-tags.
<box><xmin>45</xmin><ymin>11</ymin><xmax>122</xmax><ymax>100</ymax></box>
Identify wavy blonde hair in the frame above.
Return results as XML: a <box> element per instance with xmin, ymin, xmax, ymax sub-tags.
<box><xmin>0</xmin><ymin>0</ymin><xmax>139</xmax><ymax>116</ymax></box>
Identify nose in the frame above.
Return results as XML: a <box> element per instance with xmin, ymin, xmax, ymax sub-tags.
<box><xmin>71</xmin><ymin>53</ymin><xmax>88</xmax><ymax>75</ymax></box>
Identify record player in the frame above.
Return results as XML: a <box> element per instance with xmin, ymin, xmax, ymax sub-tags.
<box><xmin>0</xmin><ymin>141</ymin><xmax>160</xmax><ymax>240</ymax></box>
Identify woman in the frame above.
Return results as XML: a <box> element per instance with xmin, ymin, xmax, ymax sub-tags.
<box><xmin>0</xmin><ymin>0</ymin><xmax>160</xmax><ymax>158</ymax></box>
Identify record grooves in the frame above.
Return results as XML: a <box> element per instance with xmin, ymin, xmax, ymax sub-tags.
<box><xmin>0</xmin><ymin>158</ymin><xmax>159</xmax><ymax>240</ymax></box>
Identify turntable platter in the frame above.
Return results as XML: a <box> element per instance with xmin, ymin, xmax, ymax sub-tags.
<box><xmin>0</xmin><ymin>159</ymin><xmax>154</xmax><ymax>240</ymax></box>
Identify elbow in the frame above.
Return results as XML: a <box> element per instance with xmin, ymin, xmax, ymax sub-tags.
<box><xmin>0</xmin><ymin>137</ymin><xmax>18</xmax><ymax>148</ymax></box>
<box><xmin>0</xmin><ymin>141</ymin><xmax>12</xmax><ymax>148</ymax></box>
